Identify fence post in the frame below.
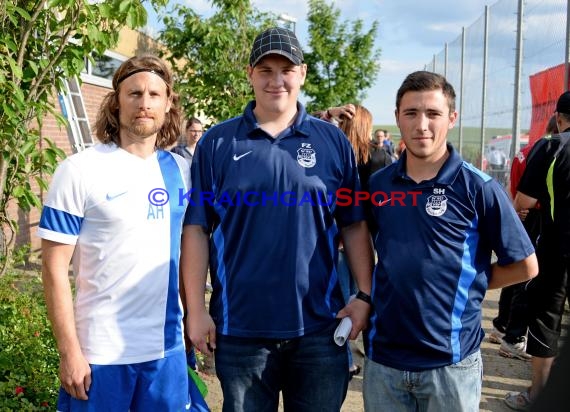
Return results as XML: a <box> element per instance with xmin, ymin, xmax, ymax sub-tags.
<box><xmin>444</xmin><ymin>43</ymin><xmax>448</xmax><ymax>78</ymax></box>
<box><xmin>459</xmin><ymin>27</ymin><xmax>466</xmax><ymax>155</ymax></box>
<box><xmin>511</xmin><ymin>0</ymin><xmax>524</xmax><ymax>161</ymax></box>
<box><xmin>480</xmin><ymin>6</ymin><xmax>489</xmax><ymax>170</ymax></box>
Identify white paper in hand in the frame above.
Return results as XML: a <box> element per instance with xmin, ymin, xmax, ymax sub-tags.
<box><xmin>334</xmin><ymin>317</ymin><xmax>352</xmax><ymax>346</ymax></box>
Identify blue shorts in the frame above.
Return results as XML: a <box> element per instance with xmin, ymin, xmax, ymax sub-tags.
<box><xmin>56</xmin><ymin>351</ymin><xmax>189</xmax><ymax>412</ymax></box>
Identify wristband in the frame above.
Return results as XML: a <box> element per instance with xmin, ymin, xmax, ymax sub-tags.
<box><xmin>355</xmin><ymin>290</ymin><xmax>372</xmax><ymax>305</ymax></box>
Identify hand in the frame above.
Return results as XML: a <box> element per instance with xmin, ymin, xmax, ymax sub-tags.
<box><xmin>330</xmin><ymin>104</ymin><xmax>356</xmax><ymax>120</ymax></box>
<box><xmin>59</xmin><ymin>350</ymin><xmax>91</xmax><ymax>400</ymax></box>
<box><xmin>336</xmin><ymin>298</ymin><xmax>371</xmax><ymax>340</ymax></box>
<box><xmin>517</xmin><ymin>208</ymin><xmax>529</xmax><ymax>221</ymax></box>
<box><xmin>188</xmin><ymin>309</ymin><xmax>216</xmax><ymax>356</ymax></box>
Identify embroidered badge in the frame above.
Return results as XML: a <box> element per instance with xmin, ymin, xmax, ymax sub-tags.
<box><xmin>297</xmin><ymin>143</ymin><xmax>316</xmax><ymax>168</ymax></box>
<box><xmin>426</xmin><ymin>188</ymin><xmax>447</xmax><ymax>216</ymax></box>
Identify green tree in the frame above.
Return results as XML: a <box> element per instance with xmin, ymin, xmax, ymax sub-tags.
<box><xmin>0</xmin><ymin>0</ymin><xmax>165</xmax><ymax>275</ymax></box>
<box><xmin>303</xmin><ymin>0</ymin><xmax>380</xmax><ymax>112</ymax></box>
<box><xmin>158</xmin><ymin>0</ymin><xmax>274</xmax><ymax>124</ymax></box>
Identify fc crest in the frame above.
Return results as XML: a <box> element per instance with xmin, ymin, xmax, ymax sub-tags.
<box><xmin>297</xmin><ymin>143</ymin><xmax>316</xmax><ymax>168</ymax></box>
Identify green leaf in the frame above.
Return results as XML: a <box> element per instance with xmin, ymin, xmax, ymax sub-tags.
<box><xmin>7</xmin><ymin>60</ymin><xmax>22</xmax><ymax>80</ymax></box>
<box><xmin>12</xmin><ymin>7</ymin><xmax>32</xmax><ymax>21</ymax></box>
<box><xmin>12</xmin><ymin>186</ymin><xmax>25</xmax><ymax>198</ymax></box>
<box><xmin>20</xmin><ymin>140</ymin><xmax>36</xmax><ymax>155</ymax></box>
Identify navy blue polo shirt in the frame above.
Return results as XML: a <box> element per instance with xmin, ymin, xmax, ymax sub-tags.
<box><xmin>366</xmin><ymin>144</ymin><xmax>534</xmax><ymax>371</ymax></box>
<box><xmin>185</xmin><ymin>101</ymin><xmax>363</xmax><ymax>339</ymax></box>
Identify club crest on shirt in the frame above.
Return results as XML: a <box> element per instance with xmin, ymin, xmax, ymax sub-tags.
<box><xmin>297</xmin><ymin>143</ymin><xmax>316</xmax><ymax>168</ymax></box>
<box><xmin>426</xmin><ymin>188</ymin><xmax>447</xmax><ymax>216</ymax></box>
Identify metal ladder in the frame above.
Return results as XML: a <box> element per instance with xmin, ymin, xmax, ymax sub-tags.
<box><xmin>58</xmin><ymin>77</ymin><xmax>94</xmax><ymax>153</ymax></box>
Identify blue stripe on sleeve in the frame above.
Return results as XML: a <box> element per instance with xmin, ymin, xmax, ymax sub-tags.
<box><xmin>39</xmin><ymin>206</ymin><xmax>83</xmax><ymax>235</ymax></box>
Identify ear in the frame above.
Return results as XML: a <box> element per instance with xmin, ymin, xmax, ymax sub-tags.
<box><xmin>299</xmin><ymin>63</ymin><xmax>308</xmax><ymax>86</ymax></box>
<box><xmin>394</xmin><ymin>109</ymin><xmax>400</xmax><ymax>128</ymax></box>
<box><xmin>448</xmin><ymin>110</ymin><xmax>458</xmax><ymax>129</ymax></box>
<box><xmin>246</xmin><ymin>65</ymin><xmax>254</xmax><ymax>84</ymax></box>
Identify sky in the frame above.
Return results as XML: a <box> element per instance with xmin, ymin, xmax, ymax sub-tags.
<box><xmin>146</xmin><ymin>0</ymin><xmax>493</xmax><ymax>125</ymax></box>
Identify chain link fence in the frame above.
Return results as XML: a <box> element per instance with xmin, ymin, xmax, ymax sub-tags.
<box><xmin>424</xmin><ymin>0</ymin><xmax>569</xmax><ymax>186</ymax></box>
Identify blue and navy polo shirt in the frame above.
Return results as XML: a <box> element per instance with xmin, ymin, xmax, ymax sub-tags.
<box><xmin>185</xmin><ymin>101</ymin><xmax>364</xmax><ymax>339</ymax></box>
<box><xmin>366</xmin><ymin>144</ymin><xmax>534</xmax><ymax>371</ymax></box>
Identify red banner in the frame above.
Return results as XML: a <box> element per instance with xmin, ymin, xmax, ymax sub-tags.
<box><xmin>528</xmin><ymin>63</ymin><xmax>566</xmax><ymax>145</ymax></box>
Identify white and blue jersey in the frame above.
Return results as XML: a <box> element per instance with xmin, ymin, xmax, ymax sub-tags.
<box><xmin>185</xmin><ymin>101</ymin><xmax>363</xmax><ymax>339</ymax></box>
<box><xmin>366</xmin><ymin>144</ymin><xmax>534</xmax><ymax>371</ymax></box>
<box><xmin>38</xmin><ymin>143</ymin><xmax>190</xmax><ymax>365</ymax></box>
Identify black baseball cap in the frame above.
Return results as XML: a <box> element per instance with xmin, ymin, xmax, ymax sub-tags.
<box><xmin>249</xmin><ymin>27</ymin><xmax>304</xmax><ymax>67</ymax></box>
<box><xmin>556</xmin><ymin>90</ymin><xmax>570</xmax><ymax>114</ymax></box>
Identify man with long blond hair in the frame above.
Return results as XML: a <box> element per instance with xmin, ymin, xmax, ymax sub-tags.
<box><xmin>38</xmin><ymin>55</ymin><xmax>191</xmax><ymax>410</ymax></box>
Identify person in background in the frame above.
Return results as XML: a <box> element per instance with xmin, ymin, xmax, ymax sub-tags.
<box><xmin>315</xmin><ymin>104</ymin><xmax>356</xmax><ymax>123</ymax></box>
<box><xmin>506</xmin><ymin>91</ymin><xmax>570</xmax><ymax>410</ymax></box>
<box><xmin>488</xmin><ymin>145</ymin><xmax>508</xmax><ymax>184</ymax></box>
<box><xmin>383</xmin><ymin>129</ymin><xmax>396</xmax><ymax>160</ymax></box>
<box><xmin>38</xmin><ymin>55</ymin><xmax>191</xmax><ymax>411</ymax></box>
<box><xmin>529</xmin><ymin>126</ymin><xmax>570</xmax><ymax>412</ymax></box>
<box><xmin>509</xmin><ymin>115</ymin><xmax>558</xmax><ymax>200</ymax></box>
<box><xmin>337</xmin><ymin>104</ymin><xmax>376</xmax><ymax>379</ymax></box>
<box><xmin>181</xmin><ymin>27</ymin><xmax>374</xmax><ymax>412</ymax></box>
<box><xmin>172</xmin><ymin>117</ymin><xmax>203</xmax><ymax>165</ymax></box>
<box><xmin>363</xmin><ymin>70</ymin><xmax>538</xmax><ymax>411</ymax></box>
<box><xmin>489</xmin><ymin>115</ymin><xmax>558</xmax><ymax>360</ymax></box>
<box><xmin>370</xmin><ymin>128</ymin><xmax>393</xmax><ymax>173</ymax></box>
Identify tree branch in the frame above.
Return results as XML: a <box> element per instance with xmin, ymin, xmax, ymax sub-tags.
<box><xmin>16</xmin><ymin>1</ymin><xmax>47</xmax><ymax>74</ymax></box>
<box><xmin>26</xmin><ymin>9</ymin><xmax>79</xmax><ymax>104</ymax></box>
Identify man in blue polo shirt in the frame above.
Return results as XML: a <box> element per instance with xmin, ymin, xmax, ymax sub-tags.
<box><xmin>363</xmin><ymin>71</ymin><xmax>538</xmax><ymax>411</ymax></box>
<box><xmin>180</xmin><ymin>27</ymin><xmax>373</xmax><ymax>411</ymax></box>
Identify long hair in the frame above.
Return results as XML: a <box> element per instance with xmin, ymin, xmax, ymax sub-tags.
<box><xmin>93</xmin><ymin>55</ymin><xmax>181</xmax><ymax>149</ymax></box>
<box><xmin>338</xmin><ymin>105</ymin><xmax>372</xmax><ymax>165</ymax></box>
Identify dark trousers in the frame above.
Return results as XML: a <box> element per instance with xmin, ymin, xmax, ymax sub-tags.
<box><xmin>526</xmin><ymin>244</ymin><xmax>569</xmax><ymax>358</ymax></box>
<box><xmin>493</xmin><ymin>282</ymin><xmax>529</xmax><ymax>343</ymax></box>
<box><xmin>492</xmin><ymin>210</ymin><xmax>541</xmax><ymax>343</ymax></box>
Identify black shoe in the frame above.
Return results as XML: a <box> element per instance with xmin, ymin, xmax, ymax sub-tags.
<box><xmin>349</xmin><ymin>365</ymin><xmax>361</xmax><ymax>380</ymax></box>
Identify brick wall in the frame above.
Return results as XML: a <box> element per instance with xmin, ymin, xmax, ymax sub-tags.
<box><xmin>9</xmin><ymin>82</ymin><xmax>111</xmax><ymax>256</ymax></box>
<box><xmin>7</xmin><ymin>27</ymin><xmax>162</xmax><ymax>260</ymax></box>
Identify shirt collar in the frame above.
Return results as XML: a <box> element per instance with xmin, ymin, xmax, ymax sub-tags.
<box><xmin>243</xmin><ymin>100</ymin><xmax>311</xmax><ymax>139</ymax></box>
<box><xmin>394</xmin><ymin>143</ymin><xmax>463</xmax><ymax>186</ymax></box>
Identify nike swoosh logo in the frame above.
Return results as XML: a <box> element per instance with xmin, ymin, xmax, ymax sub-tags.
<box><xmin>378</xmin><ymin>198</ymin><xmax>391</xmax><ymax>207</ymax></box>
<box><xmin>233</xmin><ymin>150</ymin><xmax>252</xmax><ymax>161</ymax></box>
<box><xmin>106</xmin><ymin>191</ymin><xmax>128</xmax><ymax>201</ymax></box>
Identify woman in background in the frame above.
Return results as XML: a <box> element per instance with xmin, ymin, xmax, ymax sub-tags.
<box><xmin>337</xmin><ymin>104</ymin><xmax>374</xmax><ymax>379</ymax></box>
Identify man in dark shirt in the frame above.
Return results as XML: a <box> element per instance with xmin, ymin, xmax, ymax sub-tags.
<box><xmin>369</xmin><ymin>129</ymin><xmax>393</xmax><ymax>174</ymax></box>
<box><xmin>506</xmin><ymin>91</ymin><xmax>570</xmax><ymax>410</ymax></box>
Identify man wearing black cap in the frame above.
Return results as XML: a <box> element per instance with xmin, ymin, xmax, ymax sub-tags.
<box><xmin>181</xmin><ymin>27</ymin><xmax>373</xmax><ymax>411</ymax></box>
<box><xmin>505</xmin><ymin>91</ymin><xmax>570</xmax><ymax>410</ymax></box>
